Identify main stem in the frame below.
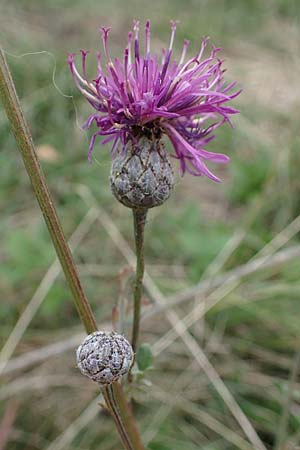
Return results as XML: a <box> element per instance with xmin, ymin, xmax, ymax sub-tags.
<box><xmin>102</xmin><ymin>383</ymin><xmax>145</xmax><ymax>450</ymax></box>
<box><xmin>0</xmin><ymin>48</ymin><xmax>145</xmax><ymax>450</ymax></box>
<box><xmin>0</xmin><ymin>49</ymin><xmax>97</xmax><ymax>334</ymax></box>
<box><xmin>131</xmin><ymin>208</ymin><xmax>147</xmax><ymax>353</ymax></box>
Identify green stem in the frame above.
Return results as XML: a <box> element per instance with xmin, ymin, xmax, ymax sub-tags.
<box><xmin>0</xmin><ymin>48</ymin><xmax>145</xmax><ymax>450</ymax></box>
<box><xmin>102</xmin><ymin>383</ymin><xmax>145</xmax><ymax>450</ymax></box>
<box><xmin>0</xmin><ymin>49</ymin><xmax>97</xmax><ymax>335</ymax></box>
<box><xmin>131</xmin><ymin>208</ymin><xmax>147</xmax><ymax>353</ymax></box>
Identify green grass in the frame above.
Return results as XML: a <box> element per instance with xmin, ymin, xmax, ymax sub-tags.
<box><xmin>1</xmin><ymin>0</ymin><xmax>300</xmax><ymax>449</ymax></box>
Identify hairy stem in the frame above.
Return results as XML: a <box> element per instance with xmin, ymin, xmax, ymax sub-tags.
<box><xmin>0</xmin><ymin>48</ymin><xmax>145</xmax><ymax>450</ymax></box>
<box><xmin>131</xmin><ymin>208</ymin><xmax>147</xmax><ymax>353</ymax></box>
<box><xmin>102</xmin><ymin>384</ymin><xmax>145</xmax><ymax>450</ymax></box>
<box><xmin>0</xmin><ymin>49</ymin><xmax>97</xmax><ymax>334</ymax></box>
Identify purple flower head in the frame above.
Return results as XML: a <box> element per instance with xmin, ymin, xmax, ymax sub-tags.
<box><xmin>68</xmin><ymin>20</ymin><xmax>240</xmax><ymax>182</ymax></box>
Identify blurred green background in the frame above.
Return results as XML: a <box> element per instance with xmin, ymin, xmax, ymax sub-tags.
<box><xmin>1</xmin><ymin>1</ymin><xmax>300</xmax><ymax>449</ymax></box>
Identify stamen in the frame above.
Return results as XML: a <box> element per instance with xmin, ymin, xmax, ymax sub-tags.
<box><xmin>179</xmin><ymin>39</ymin><xmax>189</xmax><ymax>65</ymax></box>
<box><xmin>80</xmin><ymin>50</ymin><xmax>90</xmax><ymax>80</ymax></box>
<box><xmin>161</xmin><ymin>48</ymin><xmax>166</xmax><ymax>65</ymax></box>
<box><xmin>169</xmin><ymin>20</ymin><xmax>178</xmax><ymax>51</ymax></box>
<box><xmin>68</xmin><ymin>54</ymin><xmax>91</xmax><ymax>89</ymax></box>
<box><xmin>67</xmin><ymin>52</ymin><xmax>76</xmax><ymax>73</ymax></box>
<box><xmin>106</xmin><ymin>97</ymin><xmax>114</xmax><ymax>125</ymax></box>
<box><xmin>127</xmin><ymin>31</ymin><xmax>132</xmax><ymax>64</ymax></box>
<box><xmin>211</xmin><ymin>44</ymin><xmax>222</xmax><ymax>59</ymax></box>
<box><xmin>133</xmin><ymin>19</ymin><xmax>139</xmax><ymax>39</ymax></box>
<box><xmin>88</xmin><ymin>131</ymin><xmax>102</xmax><ymax>161</ymax></box>
<box><xmin>124</xmin><ymin>48</ymin><xmax>129</xmax><ymax>80</ymax></box>
<box><xmin>96</xmin><ymin>52</ymin><xmax>102</xmax><ymax>74</ymax></box>
<box><xmin>133</xmin><ymin>20</ymin><xmax>140</xmax><ymax>61</ymax></box>
<box><xmin>100</xmin><ymin>27</ymin><xmax>112</xmax><ymax>61</ymax></box>
<box><xmin>197</xmin><ymin>36</ymin><xmax>209</xmax><ymax>61</ymax></box>
<box><xmin>145</xmin><ymin>20</ymin><xmax>151</xmax><ymax>55</ymax></box>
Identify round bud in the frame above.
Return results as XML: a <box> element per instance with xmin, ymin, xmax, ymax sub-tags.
<box><xmin>110</xmin><ymin>136</ymin><xmax>174</xmax><ymax>209</ymax></box>
<box><xmin>76</xmin><ymin>331</ymin><xmax>134</xmax><ymax>385</ymax></box>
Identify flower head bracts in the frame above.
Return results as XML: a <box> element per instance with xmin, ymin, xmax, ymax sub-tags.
<box><xmin>76</xmin><ymin>331</ymin><xmax>134</xmax><ymax>385</ymax></box>
<box><xmin>68</xmin><ymin>20</ymin><xmax>240</xmax><ymax>182</ymax></box>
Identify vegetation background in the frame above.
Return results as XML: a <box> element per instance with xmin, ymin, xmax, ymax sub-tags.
<box><xmin>1</xmin><ymin>0</ymin><xmax>300</xmax><ymax>449</ymax></box>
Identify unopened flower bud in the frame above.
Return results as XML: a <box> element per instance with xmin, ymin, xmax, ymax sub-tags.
<box><xmin>110</xmin><ymin>136</ymin><xmax>174</xmax><ymax>209</ymax></box>
<box><xmin>76</xmin><ymin>331</ymin><xmax>134</xmax><ymax>385</ymax></box>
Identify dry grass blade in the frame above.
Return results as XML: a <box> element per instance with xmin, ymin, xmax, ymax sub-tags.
<box><xmin>162</xmin><ymin>244</ymin><xmax>300</xmax><ymax>312</ymax></box>
<box><xmin>274</xmin><ymin>349</ymin><xmax>300</xmax><ymax>450</ymax></box>
<box><xmin>0</xmin><ymin>207</ymin><xmax>99</xmax><ymax>377</ymax></box>
<box><xmin>0</xmin><ymin>400</ymin><xmax>18</xmax><ymax>450</ymax></box>
<box><xmin>1</xmin><ymin>333</ymin><xmax>84</xmax><ymax>376</ymax></box>
<box><xmin>142</xmin><ymin>361</ymin><xmax>197</xmax><ymax>445</ymax></box>
<box><xmin>258</xmin><ymin>214</ymin><xmax>300</xmax><ymax>258</ymax></box>
<box><xmin>152</xmin><ymin>281</ymin><xmax>237</xmax><ymax>357</ymax></box>
<box><xmin>0</xmin><ymin>375</ymin><xmax>84</xmax><ymax>401</ymax></box>
<box><xmin>159</xmin><ymin>308</ymin><xmax>267</xmax><ymax>450</ymax></box>
<box><xmin>1</xmin><ymin>322</ymin><xmax>110</xmax><ymax>377</ymax></box>
<box><xmin>151</xmin><ymin>220</ymin><xmax>300</xmax><ymax>356</ymax></box>
<box><xmin>152</xmin><ymin>247</ymin><xmax>300</xmax><ymax>356</ymax></box>
<box><xmin>201</xmin><ymin>230</ymin><xmax>246</xmax><ymax>280</ymax></box>
<box><xmin>45</xmin><ymin>396</ymin><xmax>102</xmax><ymax>450</ymax></box>
<box><xmin>149</xmin><ymin>384</ymin><xmax>255</xmax><ymax>450</ymax></box>
<box><xmin>76</xmin><ymin>187</ymin><xmax>266</xmax><ymax>450</ymax></box>
<box><xmin>191</xmin><ymin>230</ymin><xmax>246</xmax><ymax>341</ymax></box>
<box><xmin>3</xmin><ymin>245</ymin><xmax>299</xmax><ymax>378</ymax></box>
<box><xmin>150</xmin><ymin>220</ymin><xmax>300</xmax><ymax>448</ymax></box>
<box><xmin>75</xmin><ymin>184</ymin><xmax>168</xmax><ymax>305</ymax></box>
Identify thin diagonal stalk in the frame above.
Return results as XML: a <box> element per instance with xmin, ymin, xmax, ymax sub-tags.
<box><xmin>0</xmin><ymin>208</ymin><xmax>98</xmax><ymax>378</ymax></box>
<box><xmin>0</xmin><ymin>49</ymin><xmax>97</xmax><ymax>334</ymax></box>
<box><xmin>0</xmin><ymin>48</ymin><xmax>145</xmax><ymax>450</ymax></box>
<box><xmin>131</xmin><ymin>208</ymin><xmax>147</xmax><ymax>353</ymax></box>
<box><xmin>46</xmin><ymin>396</ymin><xmax>101</xmax><ymax>450</ymax></box>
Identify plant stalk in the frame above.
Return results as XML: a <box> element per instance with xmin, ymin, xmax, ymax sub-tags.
<box><xmin>102</xmin><ymin>383</ymin><xmax>145</xmax><ymax>450</ymax></box>
<box><xmin>0</xmin><ymin>48</ymin><xmax>145</xmax><ymax>450</ymax></box>
<box><xmin>131</xmin><ymin>208</ymin><xmax>147</xmax><ymax>353</ymax></box>
<box><xmin>0</xmin><ymin>49</ymin><xmax>97</xmax><ymax>335</ymax></box>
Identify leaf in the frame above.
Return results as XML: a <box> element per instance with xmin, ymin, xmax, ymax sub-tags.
<box><xmin>136</xmin><ymin>343</ymin><xmax>153</xmax><ymax>371</ymax></box>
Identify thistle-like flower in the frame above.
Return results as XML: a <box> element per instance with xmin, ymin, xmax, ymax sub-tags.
<box><xmin>68</xmin><ymin>20</ymin><xmax>240</xmax><ymax>207</ymax></box>
<box><xmin>76</xmin><ymin>331</ymin><xmax>134</xmax><ymax>385</ymax></box>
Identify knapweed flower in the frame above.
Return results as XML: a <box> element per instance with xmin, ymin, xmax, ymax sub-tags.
<box><xmin>68</xmin><ymin>21</ymin><xmax>240</xmax><ymax>208</ymax></box>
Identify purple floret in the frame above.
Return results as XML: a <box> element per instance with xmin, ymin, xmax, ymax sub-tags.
<box><xmin>68</xmin><ymin>20</ymin><xmax>240</xmax><ymax>181</ymax></box>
